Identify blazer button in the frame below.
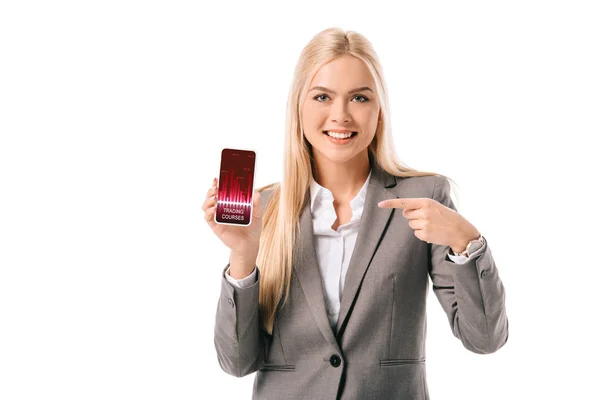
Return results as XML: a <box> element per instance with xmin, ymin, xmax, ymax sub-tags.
<box><xmin>481</xmin><ymin>270</ymin><xmax>488</xmax><ymax>278</ymax></box>
<box><xmin>330</xmin><ymin>354</ymin><xmax>341</xmax><ymax>367</ymax></box>
<box><xmin>227</xmin><ymin>298</ymin><xmax>234</xmax><ymax>307</ymax></box>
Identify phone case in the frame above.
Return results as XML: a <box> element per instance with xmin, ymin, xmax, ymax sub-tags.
<box><xmin>214</xmin><ymin>147</ymin><xmax>257</xmax><ymax>226</ymax></box>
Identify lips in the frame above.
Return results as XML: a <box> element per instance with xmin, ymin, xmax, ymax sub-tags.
<box><xmin>323</xmin><ymin>131</ymin><xmax>358</xmax><ymax>136</ymax></box>
<box><xmin>323</xmin><ymin>129</ymin><xmax>356</xmax><ymax>133</ymax></box>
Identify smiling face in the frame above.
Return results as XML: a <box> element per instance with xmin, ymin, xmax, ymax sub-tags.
<box><xmin>301</xmin><ymin>54</ymin><xmax>380</xmax><ymax>165</ymax></box>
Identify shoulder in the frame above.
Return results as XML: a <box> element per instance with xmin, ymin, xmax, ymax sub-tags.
<box><xmin>257</xmin><ymin>182</ymin><xmax>278</xmax><ymax>195</ymax></box>
<box><xmin>256</xmin><ymin>182</ymin><xmax>279</xmax><ymax>207</ymax></box>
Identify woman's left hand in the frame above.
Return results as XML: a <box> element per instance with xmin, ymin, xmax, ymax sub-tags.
<box><xmin>378</xmin><ymin>197</ymin><xmax>480</xmax><ymax>253</ymax></box>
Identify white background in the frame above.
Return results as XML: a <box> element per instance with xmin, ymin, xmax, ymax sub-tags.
<box><xmin>1</xmin><ymin>1</ymin><xmax>599</xmax><ymax>399</ymax></box>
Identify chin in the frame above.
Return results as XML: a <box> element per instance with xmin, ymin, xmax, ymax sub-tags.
<box><xmin>315</xmin><ymin>147</ymin><xmax>365</xmax><ymax>162</ymax></box>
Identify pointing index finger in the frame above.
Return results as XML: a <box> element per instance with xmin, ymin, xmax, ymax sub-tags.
<box><xmin>378</xmin><ymin>197</ymin><xmax>425</xmax><ymax>209</ymax></box>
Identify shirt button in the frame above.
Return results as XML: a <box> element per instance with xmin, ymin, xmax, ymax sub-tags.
<box><xmin>227</xmin><ymin>298</ymin><xmax>234</xmax><ymax>307</ymax></box>
<box><xmin>330</xmin><ymin>354</ymin><xmax>341</xmax><ymax>367</ymax></box>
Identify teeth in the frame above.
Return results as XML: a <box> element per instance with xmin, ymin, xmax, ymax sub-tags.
<box><xmin>325</xmin><ymin>131</ymin><xmax>354</xmax><ymax>139</ymax></box>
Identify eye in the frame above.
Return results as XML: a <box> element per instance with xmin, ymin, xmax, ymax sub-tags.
<box><xmin>312</xmin><ymin>94</ymin><xmax>370</xmax><ymax>102</ymax></box>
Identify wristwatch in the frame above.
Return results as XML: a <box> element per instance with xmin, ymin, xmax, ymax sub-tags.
<box><xmin>452</xmin><ymin>234</ymin><xmax>485</xmax><ymax>257</ymax></box>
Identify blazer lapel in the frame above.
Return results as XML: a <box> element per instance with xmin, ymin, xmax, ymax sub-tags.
<box><xmin>294</xmin><ymin>196</ymin><xmax>341</xmax><ymax>353</ymax></box>
<box><xmin>335</xmin><ymin>161</ymin><xmax>398</xmax><ymax>336</ymax></box>
<box><xmin>293</xmin><ymin>157</ymin><xmax>399</xmax><ymax>350</ymax></box>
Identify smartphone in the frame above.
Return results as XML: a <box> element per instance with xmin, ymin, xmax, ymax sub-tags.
<box><xmin>214</xmin><ymin>148</ymin><xmax>257</xmax><ymax>226</ymax></box>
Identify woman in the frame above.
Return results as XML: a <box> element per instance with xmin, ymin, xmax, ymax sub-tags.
<box><xmin>203</xmin><ymin>27</ymin><xmax>508</xmax><ymax>400</ymax></box>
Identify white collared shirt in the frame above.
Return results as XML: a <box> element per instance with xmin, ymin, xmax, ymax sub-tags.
<box><xmin>225</xmin><ymin>171</ymin><xmax>484</xmax><ymax>331</ymax></box>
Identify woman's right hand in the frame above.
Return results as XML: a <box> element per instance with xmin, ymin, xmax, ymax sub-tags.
<box><xmin>202</xmin><ymin>177</ymin><xmax>263</xmax><ymax>259</ymax></box>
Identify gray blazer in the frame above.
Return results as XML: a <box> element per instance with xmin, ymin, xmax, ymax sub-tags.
<box><xmin>214</xmin><ymin>160</ymin><xmax>509</xmax><ymax>400</ymax></box>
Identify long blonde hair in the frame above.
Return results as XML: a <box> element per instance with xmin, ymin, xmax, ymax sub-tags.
<box><xmin>255</xmin><ymin>27</ymin><xmax>456</xmax><ymax>335</ymax></box>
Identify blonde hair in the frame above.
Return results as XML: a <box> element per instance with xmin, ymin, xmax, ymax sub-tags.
<box><xmin>255</xmin><ymin>27</ymin><xmax>456</xmax><ymax>335</ymax></box>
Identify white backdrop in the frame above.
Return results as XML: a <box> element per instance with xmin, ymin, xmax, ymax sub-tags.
<box><xmin>1</xmin><ymin>1</ymin><xmax>599</xmax><ymax>399</ymax></box>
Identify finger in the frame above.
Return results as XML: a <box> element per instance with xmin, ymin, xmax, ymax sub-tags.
<box><xmin>396</xmin><ymin>197</ymin><xmax>427</xmax><ymax>209</ymax></box>
<box><xmin>202</xmin><ymin>193</ymin><xmax>217</xmax><ymax>212</ymax></box>
<box><xmin>413</xmin><ymin>229</ymin><xmax>427</xmax><ymax>242</ymax></box>
<box><xmin>378</xmin><ymin>197</ymin><xmax>426</xmax><ymax>210</ymax></box>
<box><xmin>204</xmin><ymin>178</ymin><xmax>220</xmax><ymax>228</ymax></box>
<box><xmin>207</xmin><ymin>178</ymin><xmax>219</xmax><ymax>197</ymax></box>
<box><xmin>206</xmin><ymin>186</ymin><xmax>218</xmax><ymax>199</ymax></box>
<box><xmin>204</xmin><ymin>202</ymin><xmax>218</xmax><ymax>222</ymax></box>
<box><xmin>408</xmin><ymin>219</ymin><xmax>425</xmax><ymax>230</ymax></box>
<box><xmin>402</xmin><ymin>208</ymin><xmax>423</xmax><ymax>220</ymax></box>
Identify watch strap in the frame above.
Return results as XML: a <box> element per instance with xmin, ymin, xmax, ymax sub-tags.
<box><xmin>454</xmin><ymin>234</ymin><xmax>484</xmax><ymax>257</ymax></box>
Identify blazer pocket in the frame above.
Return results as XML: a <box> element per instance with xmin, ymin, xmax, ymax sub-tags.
<box><xmin>379</xmin><ymin>357</ymin><xmax>425</xmax><ymax>367</ymax></box>
<box><xmin>259</xmin><ymin>364</ymin><xmax>296</xmax><ymax>372</ymax></box>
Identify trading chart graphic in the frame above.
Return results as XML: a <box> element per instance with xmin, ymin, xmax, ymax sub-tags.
<box><xmin>215</xmin><ymin>148</ymin><xmax>256</xmax><ymax>226</ymax></box>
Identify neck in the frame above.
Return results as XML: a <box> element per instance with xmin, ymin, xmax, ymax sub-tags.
<box><xmin>312</xmin><ymin>150</ymin><xmax>371</xmax><ymax>201</ymax></box>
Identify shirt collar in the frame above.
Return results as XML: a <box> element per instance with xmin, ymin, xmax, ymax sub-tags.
<box><xmin>309</xmin><ymin>168</ymin><xmax>372</xmax><ymax>213</ymax></box>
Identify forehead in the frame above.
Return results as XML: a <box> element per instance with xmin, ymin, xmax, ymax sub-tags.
<box><xmin>309</xmin><ymin>55</ymin><xmax>374</xmax><ymax>87</ymax></box>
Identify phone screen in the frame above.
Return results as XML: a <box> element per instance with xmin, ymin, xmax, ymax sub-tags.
<box><xmin>214</xmin><ymin>148</ymin><xmax>256</xmax><ymax>226</ymax></box>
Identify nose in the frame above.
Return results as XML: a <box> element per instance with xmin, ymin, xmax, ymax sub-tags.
<box><xmin>329</xmin><ymin>99</ymin><xmax>351</xmax><ymax>124</ymax></box>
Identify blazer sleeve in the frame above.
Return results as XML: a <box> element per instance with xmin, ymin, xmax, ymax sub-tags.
<box><xmin>213</xmin><ymin>188</ymin><xmax>274</xmax><ymax>377</ymax></box>
<box><xmin>428</xmin><ymin>175</ymin><xmax>509</xmax><ymax>354</ymax></box>
<box><xmin>213</xmin><ymin>262</ymin><xmax>265</xmax><ymax>377</ymax></box>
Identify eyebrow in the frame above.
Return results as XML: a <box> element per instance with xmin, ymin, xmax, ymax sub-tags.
<box><xmin>309</xmin><ymin>86</ymin><xmax>374</xmax><ymax>95</ymax></box>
